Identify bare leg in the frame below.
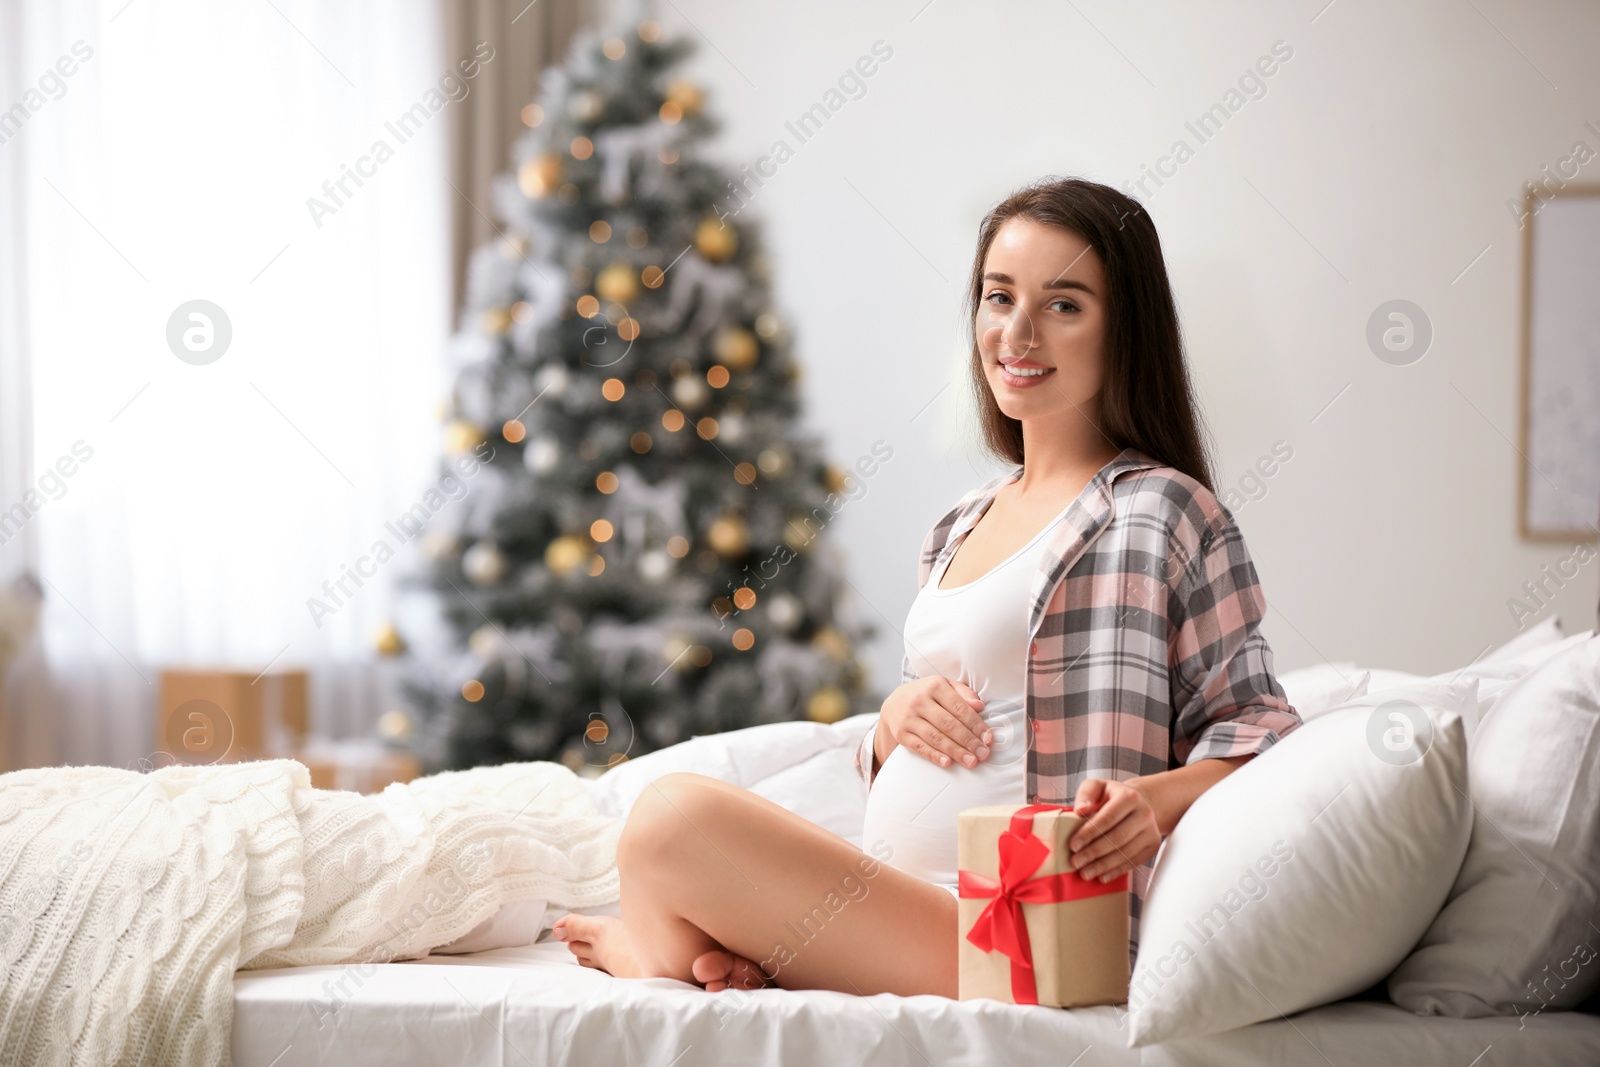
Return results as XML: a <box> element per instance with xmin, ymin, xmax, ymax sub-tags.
<box><xmin>555</xmin><ymin>771</ymin><xmax>959</xmax><ymax>998</ymax></box>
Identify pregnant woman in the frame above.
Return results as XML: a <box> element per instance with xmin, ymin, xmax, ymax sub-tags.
<box><xmin>552</xmin><ymin>175</ymin><xmax>1302</xmax><ymax>996</ymax></box>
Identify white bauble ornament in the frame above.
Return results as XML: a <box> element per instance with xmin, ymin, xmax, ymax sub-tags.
<box><xmin>421</xmin><ymin>529</ymin><xmax>459</xmax><ymax>562</ymax></box>
<box><xmin>672</xmin><ymin>375</ymin><xmax>708</xmax><ymax>409</ymax></box>
<box><xmin>757</xmin><ymin>446</ymin><xmax>792</xmax><ymax>476</ymax></box>
<box><xmin>569</xmin><ymin>89</ymin><xmax>603</xmax><ymax>122</ymax></box>
<box><xmin>463</xmin><ymin>541</ymin><xmax>509</xmax><ymax>586</ymax></box>
<box><xmin>534</xmin><ymin>363</ymin><xmax>571</xmax><ymax>400</ymax></box>
<box><xmin>767</xmin><ymin>592</ymin><xmax>802</xmax><ymax>632</ymax></box>
<box><xmin>524</xmin><ymin>435</ymin><xmax>561</xmax><ymax>474</ymax></box>
<box><xmin>468</xmin><ymin>625</ymin><xmax>500</xmax><ymax>658</ymax></box>
<box><xmin>754</xmin><ymin>311</ymin><xmax>784</xmax><ymax>340</ymax></box>
<box><xmin>638</xmin><ymin>549</ymin><xmax>672</xmax><ymax>583</ymax></box>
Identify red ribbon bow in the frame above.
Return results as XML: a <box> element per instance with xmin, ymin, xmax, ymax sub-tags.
<box><xmin>957</xmin><ymin>803</ymin><xmax>1129</xmax><ymax>1005</ymax></box>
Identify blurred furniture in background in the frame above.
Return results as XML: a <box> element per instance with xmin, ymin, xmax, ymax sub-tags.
<box><xmin>443</xmin><ymin>0</ymin><xmax>590</xmax><ymax>318</ymax></box>
<box><xmin>1519</xmin><ymin>185</ymin><xmax>1600</xmax><ymax>540</ymax></box>
<box><xmin>296</xmin><ymin>737</ymin><xmax>422</xmax><ymax>793</ymax></box>
<box><xmin>156</xmin><ymin>668</ymin><xmax>309</xmax><ymax>765</ymax></box>
<box><xmin>0</xmin><ymin>573</ymin><xmax>43</xmax><ymax>770</ymax></box>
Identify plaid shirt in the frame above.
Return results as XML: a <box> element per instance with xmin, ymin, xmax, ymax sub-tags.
<box><xmin>853</xmin><ymin>446</ymin><xmax>1302</xmax><ymax>967</ymax></box>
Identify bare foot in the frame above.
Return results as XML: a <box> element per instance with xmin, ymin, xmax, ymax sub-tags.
<box><xmin>691</xmin><ymin>948</ymin><xmax>777</xmax><ymax>992</ymax></box>
<box><xmin>551</xmin><ymin>913</ymin><xmax>645</xmax><ymax>979</ymax></box>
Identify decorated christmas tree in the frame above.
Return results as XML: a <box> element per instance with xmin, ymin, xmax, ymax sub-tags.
<box><xmin>392</xmin><ymin>18</ymin><xmax>882</xmax><ymax>774</ymax></box>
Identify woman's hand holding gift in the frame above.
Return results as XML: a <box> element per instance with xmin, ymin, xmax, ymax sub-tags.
<box><xmin>1066</xmin><ymin>778</ymin><xmax>1161</xmax><ymax>883</ymax></box>
<box><xmin>1067</xmin><ymin>755</ymin><xmax>1256</xmax><ymax>882</ymax></box>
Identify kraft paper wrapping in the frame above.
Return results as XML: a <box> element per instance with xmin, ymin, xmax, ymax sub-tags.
<box><xmin>956</xmin><ymin>804</ymin><xmax>1130</xmax><ymax>1007</ymax></box>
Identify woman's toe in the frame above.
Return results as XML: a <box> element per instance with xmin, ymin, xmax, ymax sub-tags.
<box><xmin>691</xmin><ymin>949</ymin><xmax>735</xmax><ymax>989</ymax></box>
<box><xmin>552</xmin><ymin>915</ymin><xmax>594</xmax><ymax>961</ymax></box>
<box><xmin>692</xmin><ymin>949</ymin><xmax>772</xmax><ymax>991</ymax></box>
<box><xmin>726</xmin><ymin>954</ymin><xmax>774</xmax><ymax>990</ymax></box>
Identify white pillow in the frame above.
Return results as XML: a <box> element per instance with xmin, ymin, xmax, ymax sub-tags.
<box><xmin>1365</xmin><ymin>668</ymin><xmax>1427</xmax><ymax>691</ymax></box>
<box><xmin>1365</xmin><ymin>629</ymin><xmax>1597</xmax><ymax>737</ymax></box>
<box><xmin>748</xmin><ymin>747</ymin><xmax>871</xmax><ymax>846</ymax></box>
<box><xmin>1127</xmin><ymin>690</ymin><xmax>1472</xmax><ymax>1047</ymax></box>
<box><xmin>1276</xmin><ymin>662</ymin><xmax>1369</xmax><ymax>718</ymax></box>
<box><xmin>583</xmin><ymin>719</ymin><xmax>850</xmax><ymax>820</ymax></box>
<box><xmin>1307</xmin><ymin>677</ymin><xmax>1485</xmax><ymax>742</ymax></box>
<box><xmin>1489</xmin><ymin>627</ymin><xmax>1596</xmax><ymax>673</ymax></box>
<box><xmin>1363</xmin><ymin>673</ymin><xmax>1495</xmax><ymax>743</ymax></box>
<box><xmin>1388</xmin><ymin>634</ymin><xmax>1600</xmax><ymax>1016</ymax></box>
<box><xmin>1479</xmin><ymin>615</ymin><xmax>1565</xmax><ymax>663</ymax></box>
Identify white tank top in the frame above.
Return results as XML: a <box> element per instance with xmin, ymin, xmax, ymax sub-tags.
<box><xmin>860</xmin><ymin>502</ymin><xmax>1073</xmax><ymax>892</ymax></box>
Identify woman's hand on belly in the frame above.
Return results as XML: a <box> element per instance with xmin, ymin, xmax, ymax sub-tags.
<box><xmin>877</xmin><ymin>675</ymin><xmax>993</xmax><ymax>770</ymax></box>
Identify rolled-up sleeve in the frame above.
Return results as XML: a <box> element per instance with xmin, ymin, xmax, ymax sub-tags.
<box><xmin>1167</xmin><ymin>516</ymin><xmax>1302</xmax><ymax>765</ymax></box>
<box><xmin>852</xmin><ymin>718</ymin><xmax>878</xmax><ymax>790</ymax></box>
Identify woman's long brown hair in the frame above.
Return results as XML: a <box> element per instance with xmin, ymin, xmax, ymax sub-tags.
<box><xmin>964</xmin><ymin>176</ymin><xmax>1217</xmax><ymax>494</ymax></box>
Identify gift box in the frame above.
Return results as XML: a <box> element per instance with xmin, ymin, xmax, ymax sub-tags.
<box><xmin>956</xmin><ymin>803</ymin><xmax>1130</xmax><ymax>1007</ymax></box>
<box><xmin>298</xmin><ymin>737</ymin><xmax>421</xmax><ymax>793</ymax></box>
<box><xmin>157</xmin><ymin>668</ymin><xmax>309</xmax><ymax>764</ymax></box>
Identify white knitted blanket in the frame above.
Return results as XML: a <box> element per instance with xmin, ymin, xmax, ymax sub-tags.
<box><xmin>0</xmin><ymin>758</ymin><xmax>623</xmax><ymax>1066</ymax></box>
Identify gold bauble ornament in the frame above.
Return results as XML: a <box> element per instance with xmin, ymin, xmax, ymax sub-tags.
<box><xmin>595</xmin><ymin>261</ymin><xmax>639</xmax><ymax>304</ymax></box>
<box><xmin>783</xmin><ymin>516</ymin><xmax>817</xmax><ymax>552</ymax></box>
<box><xmin>377</xmin><ymin>709</ymin><xmax>412</xmax><ymax>742</ymax></box>
<box><xmin>517</xmin><ymin>154</ymin><xmax>563</xmax><ymax>198</ymax></box>
<box><xmin>665</xmin><ymin>80</ymin><xmax>704</xmax><ymax>115</ymax></box>
<box><xmin>372</xmin><ymin>622</ymin><xmax>406</xmax><ymax>657</ymax></box>
<box><xmin>500</xmin><ymin>234</ymin><xmax>529</xmax><ymax>261</ymax></box>
<box><xmin>662</xmin><ymin>634</ymin><xmax>692</xmax><ymax>668</ymax></box>
<box><xmin>811</xmin><ymin>627</ymin><xmax>851</xmax><ymax>662</ymax></box>
<box><xmin>694</xmin><ymin>217</ymin><xmax>738</xmax><ymax>262</ymax></box>
<box><xmin>807</xmin><ymin>686</ymin><xmax>849</xmax><ymax>724</ymax></box>
<box><xmin>712</xmin><ymin>326</ymin><xmax>759</xmax><ymax>371</ymax></box>
<box><xmin>545</xmin><ymin>535</ymin><xmax>590</xmax><ymax>577</ymax></box>
<box><xmin>443</xmin><ymin>419</ymin><xmax>486</xmax><ymax>456</ymax></box>
<box><xmin>706</xmin><ymin>514</ymin><xmax>749</xmax><ymax>557</ymax></box>
<box><xmin>479</xmin><ymin>306</ymin><xmax>512</xmax><ymax>335</ymax></box>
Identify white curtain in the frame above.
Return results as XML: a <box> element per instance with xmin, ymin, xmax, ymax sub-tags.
<box><xmin>2</xmin><ymin>0</ymin><xmax>455</xmax><ymax>768</ymax></box>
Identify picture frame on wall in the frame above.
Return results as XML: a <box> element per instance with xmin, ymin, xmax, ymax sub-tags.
<box><xmin>1519</xmin><ymin>184</ymin><xmax>1600</xmax><ymax>542</ymax></box>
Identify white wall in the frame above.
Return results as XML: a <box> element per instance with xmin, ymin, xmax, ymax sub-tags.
<box><xmin>602</xmin><ymin>0</ymin><xmax>1600</xmax><ymax>685</ymax></box>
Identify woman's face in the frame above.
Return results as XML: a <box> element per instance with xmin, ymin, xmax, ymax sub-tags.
<box><xmin>975</xmin><ymin>217</ymin><xmax>1109</xmax><ymax>424</ymax></box>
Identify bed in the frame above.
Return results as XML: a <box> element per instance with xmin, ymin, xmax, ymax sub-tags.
<box><xmin>228</xmin><ymin>624</ymin><xmax>1600</xmax><ymax>1067</ymax></box>
<box><xmin>232</xmin><ymin>941</ymin><xmax>1600</xmax><ymax>1066</ymax></box>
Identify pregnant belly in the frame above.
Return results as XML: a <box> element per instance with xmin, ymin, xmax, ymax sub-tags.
<box><xmin>859</xmin><ymin>700</ymin><xmax>1027</xmax><ymax>885</ymax></box>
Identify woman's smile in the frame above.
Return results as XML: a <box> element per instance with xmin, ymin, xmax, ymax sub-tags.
<box><xmin>997</xmin><ymin>358</ymin><xmax>1056</xmax><ymax>389</ymax></box>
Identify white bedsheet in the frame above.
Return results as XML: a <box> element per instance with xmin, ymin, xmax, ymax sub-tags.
<box><xmin>233</xmin><ymin>939</ymin><xmax>1600</xmax><ymax>1067</ymax></box>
